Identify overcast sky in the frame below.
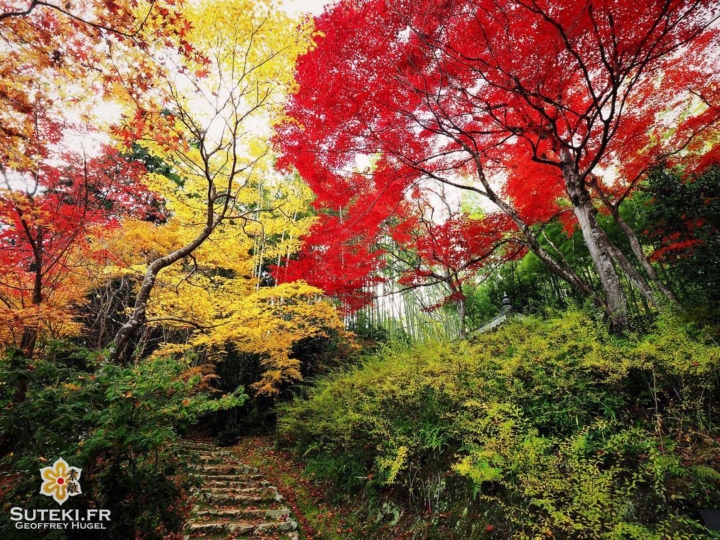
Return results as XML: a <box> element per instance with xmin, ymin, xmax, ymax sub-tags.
<box><xmin>281</xmin><ymin>0</ymin><xmax>332</xmax><ymax>16</ymax></box>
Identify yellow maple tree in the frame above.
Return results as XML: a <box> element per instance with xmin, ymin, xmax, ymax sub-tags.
<box><xmin>102</xmin><ymin>0</ymin><xmax>342</xmax><ymax>394</ymax></box>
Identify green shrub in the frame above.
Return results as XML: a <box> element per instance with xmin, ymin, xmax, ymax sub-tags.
<box><xmin>278</xmin><ymin>312</ymin><xmax>720</xmax><ymax>538</ymax></box>
<box><xmin>0</xmin><ymin>344</ymin><xmax>246</xmax><ymax>539</ymax></box>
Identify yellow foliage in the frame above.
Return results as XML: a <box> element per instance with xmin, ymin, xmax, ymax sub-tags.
<box><xmin>113</xmin><ymin>222</ymin><xmax>343</xmax><ymax>395</ymax></box>
<box><xmin>0</xmin><ymin>0</ymin><xmax>343</xmax><ymax>389</ymax></box>
<box><xmin>99</xmin><ymin>0</ymin><xmax>341</xmax><ymax>394</ymax></box>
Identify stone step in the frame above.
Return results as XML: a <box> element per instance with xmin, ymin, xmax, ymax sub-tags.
<box><xmin>204</xmin><ymin>478</ymin><xmax>269</xmax><ymax>488</ymax></box>
<box><xmin>196</xmin><ymin>455</ymin><xmax>235</xmax><ymax>464</ymax></box>
<box><xmin>188</xmin><ymin>519</ymin><xmax>297</xmax><ymax>537</ymax></box>
<box><xmin>256</xmin><ymin>519</ymin><xmax>298</xmax><ymax>533</ymax></box>
<box><xmin>199</xmin><ymin>464</ymin><xmax>259</xmax><ymax>476</ymax></box>
<box><xmin>182</xmin><ymin>439</ymin><xmax>298</xmax><ymax>539</ymax></box>
<box><xmin>188</xmin><ymin>520</ymin><xmax>255</xmax><ymax>536</ymax></box>
<box><xmin>199</xmin><ymin>473</ymin><xmax>263</xmax><ymax>482</ymax></box>
<box><xmin>184</xmin><ymin>448</ymin><xmax>221</xmax><ymax>456</ymax></box>
<box><xmin>182</xmin><ymin>442</ymin><xmax>214</xmax><ymax>449</ymax></box>
<box><xmin>206</xmin><ymin>485</ymin><xmax>274</xmax><ymax>495</ymax></box>
<box><xmin>196</xmin><ymin>451</ymin><xmax>233</xmax><ymax>458</ymax></box>
<box><xmin>202</xmin><ymin>490</ymin><xmax>282</xmax><ymax>505</ymax></box>
<box><xmin>195</xmin><ymin>507</ymin><xmax>291</xmax><ymax>521</ymax></box>
<box><xmin>208</xmin><ymin>486</ymin><xmax>276</xmax><ymax>495</ymax></box>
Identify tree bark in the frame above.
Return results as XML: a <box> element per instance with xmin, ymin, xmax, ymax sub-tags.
<box><xmin>601</xmin><ymin>231</ymin><xmax>657</xmax><ymax>305</ymax></box>
<box><xmin>469</xmin><ymin>155</ymin><xmax>598</xmax><ymax>303</ymax></box>
<box><xmin>497</xmin><ymin>197</ymin><xmax>597</xmax><ymax>300</ymax></box>
<box><xmin>611</xmin><ymin>208</ymin><xmax>676</xmax><ymax>302</ymax></box>
<box><xmin>457</xmin><ymin>297</ymin><xmax>466</xmax><ymax>339</ymax></box>
<box><xmin>590</xmin><ymin>181</ymin><xmax>677</xmax><ymax>303</ymax></box>
<box><xmin>13</xmin><ymin>229</ymin><xmax>44</xmax><ymax>402</ymax></box>
<box><xmin>18</xmin><ymin>229</ymin><xmax>44</xmax><ymax>358</ymax></box>
<box><xmin>561</xmin><ymin>152</ymin><xmax>628</xmax><ymax>330</ymax></box>
<box><xmin>110</xmin><ymin>224</ymin><xmax>215</xmax><ymax>362</ymax></box>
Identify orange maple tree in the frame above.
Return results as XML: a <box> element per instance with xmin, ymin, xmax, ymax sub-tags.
<box><xmin>0</xmin><ymin>0</ymin><xmax>196</xmax><ymax>355</ymax></box>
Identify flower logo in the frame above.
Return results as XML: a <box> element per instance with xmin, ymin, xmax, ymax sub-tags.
<box><xmin>39</xmin><ymin>458</ymin><xmax>82</xmax><ymax>505</ymax></box>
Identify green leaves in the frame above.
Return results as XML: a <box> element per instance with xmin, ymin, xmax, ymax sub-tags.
<box><xmin>278</xmin><ymin>312</ymin><xmax>720</xmax><ymax>538</ymax></box>
<box><xmin>0</xmin><ymin>346</ymin><xmax>247</xmax><ymax>538</ymax></box>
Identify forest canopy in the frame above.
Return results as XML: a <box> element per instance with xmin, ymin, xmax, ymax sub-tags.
<box><xmin>0</xmin><ymin>0</ymin><xmax>719</xmax><ymax>538</ymax></box>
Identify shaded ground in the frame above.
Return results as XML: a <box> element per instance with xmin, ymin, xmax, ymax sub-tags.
<box><xmin>229</xmin><ymin>437</ymin><xmax>457</xmax><ymax>540</ymax></box>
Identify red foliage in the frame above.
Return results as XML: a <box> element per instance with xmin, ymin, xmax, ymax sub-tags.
<box><xmin>396</xmin><ymin>212</ymin><xmax>525</xmax><ymax>309</ymax></box>
<box><xmin>276</xmin><ymin>0</ymin><xmax>719</xmax><ymax>308</ymax></box>
<box><xmin>0</xmin><ymin>142</ymin><xmax>161</xmax><ymax>309</ymax></box>
<box><xmin>277</xmin><ymin>218</ymin><xmax>386</xmax><ymax>312</ymax></box>
<box><xmin>649</xmin><ymin>239</ymin><xmax>704</xmax><ymax>263</ymax></box>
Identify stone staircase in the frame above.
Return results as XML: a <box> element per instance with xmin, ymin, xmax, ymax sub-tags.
<box><xmin>182</xmin><ymin>440</ymin><xmax>299</xmax><ymax>539</ymax></box>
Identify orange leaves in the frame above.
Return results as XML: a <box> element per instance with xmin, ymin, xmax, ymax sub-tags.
<box><xmin>0</xmin><ymin>0</ymin><xmax>199</xmax><ymax>181</ymax></box>
<box><xmin>0</xmin><ymin>145</ymin><xmax>162</xmax><ymax>351</ymax></box>
<box><xmin>0</xmin><ymin>303</ymin><xmax>83</xmax><ymax>346</ymax></box>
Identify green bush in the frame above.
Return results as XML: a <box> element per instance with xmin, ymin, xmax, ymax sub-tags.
<box><xmin>642</xmin><ymin>166</ymin><xmax>720</xmax><ymax>321</ymax></box>
<box><xmin>0</xmin><ymin>344</ymin><xmax>246</xmax><ymax>539</ymax></box>
<box><xmin>278</xmin><ymin>312</ymin><xmax>720</xmax><ymax>538</ymax></box>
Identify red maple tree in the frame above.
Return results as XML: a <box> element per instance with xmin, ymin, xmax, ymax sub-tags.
<box><xmin>277</xmin><ymin>0</ymin><xmax>719</xmax><ymax>330</ymax></box>
<box><xmin>395</xmin><ymin>209</ymin><xmax>525</xmax><ymax>335</ymax></box>
<box><xmin>0</xmin><ymin>124</ymin><xmax>160</xmax><ymax>356</ymax></box>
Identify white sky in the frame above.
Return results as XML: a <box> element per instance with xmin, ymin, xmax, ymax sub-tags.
<box><xmin>280</xmin><ymin>0</ymin><xmax>331</xmax><ymax>15</ymax></box>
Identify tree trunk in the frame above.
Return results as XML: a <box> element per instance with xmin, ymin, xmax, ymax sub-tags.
<box><xmin>469</xmin><ymin>155</ymin><xmax>599</xmax><ymax>306</ymax></box>
<box><xmin>457</xmin><ymin>296</ymin><xmax>466</xmax><ymax>339</ymax></box>
<box><xmin>561</xmin><ymin>153</ymin><xmax>628</xmax><ymax>331</ymax></box>
<box><xmin>611</xmin><ymin>208</ymin><xmax>676</xmax><ymax>302</ymax></box>
<box><xmin>591</xmin><ymin>182</ymin><xmax>677</xmax><ymax>303</ymax></box>
<box><xmin>19</xmin><ymin>234</ymin><xmax>44</xmax><ymax>358</ymax></box>
<box><xmin>15</xmin><ymin>238</ymin><xmax>43</xmax><ymax>402</ymax></box>
<box><xmin>110</xmin><ymin>224</ymin><xmax>215</xmax><ymax>362</ymax></box>
<box><xmin>602</xmin><ymin>233</ymin><xmax>658</xmax><ymax>305</ymax></box>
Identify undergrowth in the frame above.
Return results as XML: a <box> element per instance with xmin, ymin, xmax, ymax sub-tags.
<box><xmin>278</xmin><ymin>312</ymin><xmax>720</xmax><ymax>539</ymax></box>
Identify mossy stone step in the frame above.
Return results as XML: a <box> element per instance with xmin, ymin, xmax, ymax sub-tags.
<box><xmin>201</xmin><ymin>491</ymin><xmax>282</xmax><ymax>505</ymax></box>
<box><xmin>195</xmin><ymin>507</ymin><xmax>291</xmax><ymax>521</ymax></box>
<box><xmin>182</xmin><ymin>439</ymin><xmax>298</xmax><ymax>539</ymax></box>
<box><xmin>196</xmin><ymin>454</ymin><xmax>233</xmax><ymax>460</ymax></box>
<box><xmin>199</xmin><ymin>473</ymin><xmax>263</xmax><ymax>482</ymax></box>
<box><xmin>188</xmin><ymin>520</ymin><xmax>255</xmax><ymax>535</ymax></box>
<box><xmin>188</xmin><ymin>518</ymin><xmax>297</xmax><ymax>537</ymax></box>
<box><xmin>204</xmin><ymin>478</ymin><xmax>269</xmax><ymax>488</ymax></box>
<box><xmin>199</xmin><ymin>464</ymin><xmax>259</xmax><ymax>475</ymax></box>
